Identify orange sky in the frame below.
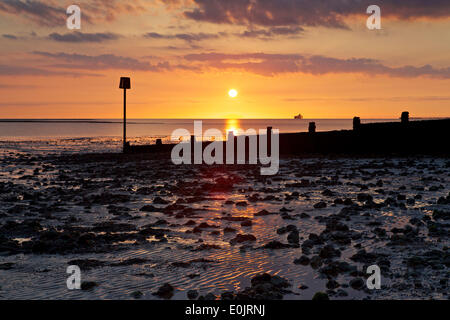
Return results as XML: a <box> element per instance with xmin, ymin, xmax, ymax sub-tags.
<box><xmin>0</xmin><ymin>0</ymin><xmax>449</xmax><ymax>119</ymax></box>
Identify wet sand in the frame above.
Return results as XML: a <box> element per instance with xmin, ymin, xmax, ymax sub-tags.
<box><xmin>0</xmin><ymin>149</ymin><xmax>448</xmax><ymax>300</ymax></box>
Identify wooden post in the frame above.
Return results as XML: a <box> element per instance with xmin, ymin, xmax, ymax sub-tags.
<box><xmin>119</xmin><ymin>77</ymin><xmax>131</xmax><ymax>153</ymax></box>
<box><xmin>353</xmin><ymin>117</ymin><xmax>361</xmax><ymax>131</ymax></box>
<box><xmin>123</xmin><ymin>88</ymin><xmax>127</xmax><ymax>151</ymax></box>
<box><xmin>308</xmin><ymin>122</ymin><xmax>316</xmax><ymax>133</ymax></box>
<box><xmin>401</xmin><ymin>111</ymin><xmax>409</xmax><ymax>124</ymax></box>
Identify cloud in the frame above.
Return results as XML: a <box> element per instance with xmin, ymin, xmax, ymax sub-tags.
<box><xmin>31</xmin><ymin>51</ymin><xmax>199</xmax><ymax>72</ymax></box>
<box><xmin>48</xmin><ymin>32</ymin><xmax>120</xmax><ymax>43</ymax></box>
<box><xmin>32</xmin><ymin>51</ymin><xmax>163</xmax><ymax>71</ymax></box>
<box><xmin>17</xmin><ymin>50</ymin><xmax>450</xmax><ymax>79</ymax></box>
<box><xmin>183</xmin><ymin>52</ymin><xmax>450</xmax><ymax>78</ymax></box>
<box><xmin>237</xmin><ymin>26</ymin><xmax>304</xmax><ymax>39</ymax></box>
<box><xmin>0</xmin><ymin>0</ymin><xmax>65</xmax><ymax>27</ymax></box>
<box><xmin>284</xmin><ymin>96</ymin><xmax>450</xmax><ymax>102</ymax></box>
<box><xmin>0</xmin><ymin>64</ymin><xmax>99</xmax><ymax>77</ymax></box>
<box><xmin>144</xmin><ymin>31</ymin><xmax>225</xmax><ymax>43</ymax></box>
<box><xmin>180</xmin><ymin>0</ymin><xmax>450</xmax><ymax>28</ymax></box>
<box><xmin>0</xmin><ymin>0</ymin><xmax>148</xmax><ymax>26</ymax></box>
<box><xmin>79</xmin><ymin>0</ymin><xmax>148</xmax><ymax>23</ymax></box>
<box><xmin>143</xmin><ymin>26</ymin><xmax>303</xmax><ymax>43</ymax></box>
<box><xmin>2</xmin><ymin>34</ymin><xmax>18</xmax><ymax>40</ymax></box>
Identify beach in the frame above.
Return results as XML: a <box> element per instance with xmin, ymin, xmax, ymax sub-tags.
<box><xmin>0</xmin><ymin>138</ymin><xmax>448</xmax><ymax>300</ymax></box>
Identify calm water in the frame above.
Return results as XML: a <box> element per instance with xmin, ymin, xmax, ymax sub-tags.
<box><xmin>0</xmin><ymin>119</ymin><xmax>400</xmax><ymax>140</ymax></box>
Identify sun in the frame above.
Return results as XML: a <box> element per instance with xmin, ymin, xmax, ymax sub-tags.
<box><xmin>228</xmin><ymin>89</ymin><xmax>238</xmax><ymax>98</ymax></box>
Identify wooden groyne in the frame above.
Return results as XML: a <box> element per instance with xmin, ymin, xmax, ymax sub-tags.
<box><xmin>124</xmin><ymin>114</ymin><xmax>450</xmax><ymax>157</ymax></box>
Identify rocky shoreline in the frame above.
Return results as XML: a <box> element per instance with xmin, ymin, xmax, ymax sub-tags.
<box><xmin>0</xmin><ymin>152</ymin><xmax>448</xmax><ymax>299</ymax></box>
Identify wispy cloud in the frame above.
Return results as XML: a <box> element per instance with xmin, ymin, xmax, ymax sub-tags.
<box><xmin>2</xmin><ymin>34</ymin><xmax>19</xmax><ymax>40</ymax></box>
<box><xmin>144</xmin><ymin>31</ymin><xmax>225</xmax><ymax>43</ymax></box>
<box><xmin>0</xmin><ymin>63</ymin><xmax>100</xmax><ymax>77</ymax></box>
<box><xmin>178</xmin><ymin>0</ymin><xmax>450</xmax><ymax>28</ymax></box>
<box><xmin>184</xmin><ymin>52</ymin><xmax>450</xmax><ymax>78</ymax></box>
<box><xmin>31</xmin><ymin>51</ymin><xmax>199</xmax><ymax>73</ymax></box>
<box><xmin>143</xmin><ymin>25</ymin><xmax>303</xmax><ymax>43</ymax></box>
<box><xmin>283</xmin><ymin>96</ymin><xmax>450</xmax><ymax>102</ymax></box>
<box><xmin>0</xmin><ymin>0</ymin><xmax>65</xmax><ymax>27</ymax></box>
<box><xmin>48</xmin><ymin>32</ymin><xmax>121</xmax><ymax>43</ymax></box>
<box><xmin>237</xmin><ymin>26</ymin><xmax>304</xmax><ymax>39</ymax></box>
<box><xmin>17</xmin><ymin>50</ymin><xmax>450</xmax><ymax>79</ymax></box>
<box><xmin>0</xmin><ymin>0</ymin><xmax>148</xmax><ymax>26</ymax></box>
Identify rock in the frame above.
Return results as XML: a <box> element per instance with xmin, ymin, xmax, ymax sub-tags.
<box><xmin>310</xmin><ymin>256</ymin><xmax>323</xmax><ymax>269</ymax></box>
<box><xmin>314</xmin><ymin>202</ymin><xmax>327</xmax><ymax>209</ymax></box>
<box><xmin>130</xmin><ymin>291</ymin><xmax>143</xmax><ymax>299</ymax></box>
<box><xmin>204</xmin><ymin>293</ymin><xmax>217</xmax><ymax>300</ymax></box>
<box><xmin>140</xmin><ymin>205</ymin><xmax>159</xmax><ymax>212</ymax></box>
<box><xmin>343</xmin><ymin>198</ymin><xmax>353</xmax><ymax>205</ymax></box>
<box><xmin>221</xmin><ymin>292</ymin><xmax>235</xmax><ymax>300</ymax></box>
<box><xmin>319</xmin><ymin>261</ymin><xmax>356</xmax><ymax>278</ymax></box>
<box><xmin>68</xmin><ymin>259</ymin><xmax>107</xmax><ymax>270</ymax></box>
<box><xmin>81</xmin><ymin>281</ymin><xmax>98</xmax><ymax>291</ymax></box>
<box><xmin>432</xmin><ymin>210</ymin><xmax>449</xmax><ymax>220</ymax></box>
<box><xmin>187</xmin><ymin>290</ymin><xmax>199</xmax><ymax>300</ymax></box>
<box><xmin>262</xmin><ymin>241</ymin><xmax>291</xmax><ymax>249</ymax></box>
<box><xmin>171</xmin><ymin>261</ymin><xmax>191</xmax><ymax>268</ymax></box>
<box><xmin>349</xmin><ymin>278</ymin><xmax>365</xmax><ymax>290</ymax></box>
<box><xmin>235</xmin><ymin>273</ymin><xmax>290</xmax><ymax>300</ymax></box>
<box><xmin>153</xmin><ymin>196</ymin><xmax>169</xmax><ymax>204</ymax></box>
<box><xmin>300</xmin><ymin>212</ymin><xmax>310</xmax><ymax>218</ymax></box>
<box><xmin>241</xmin><ymin>220</ymin><xmax>252</xmax><ymax>227</ymax></box>
<box><xmin>0</xmin><ymin>263</ymin><xmax>15</xmax><ymax>270</ymax></box>
<box><xmin>319</xmin><ymin>245</ymin><xmax>341</xmax><ymax>259</ymax></box>
<box><xmin>153</xmin><ymin>283</ymin><xmax>174</xmax><ymax>299</ymax></box>
<box><xmin>230</xmin><ymin>234</ymin><xmax>256</xmax><ymax>245</ymax></box>
<box><xmin>251</xmin><ymin>273</ymin><xmax>271</xmax><ymax>286</ymax></box>
<box><xmin>236</xmin><ymin>201</ymin><xmax>248</xmax><ymax>207</ymax></box>
<box><xmin>322</xmin><ymin>189</ymin><xmax>335</xmax><ymax>197</ymax></box>
<box><xmin>312</xmin><ymin>292</ymin><xmax>329</xmax><ymax>301</ymax></box>
<box><xmin>298</xmin><ymin>284</ymin><xmax>309</xmax><ymax>290</ymax></box>
<box><xmin>223</xmin><ymin>227</ymin><xmax>237</xmax><ymax>233</ymax></box>
<box><xmin>336</xmin><ymin>289</ymin><xmax>348</xmax><ymax>297</ymax></box>
<box><xmin>287</xmin><ymin>230</ymin><xmax>300</xmax><ymax>245</ymax></box>
<box><xmin>254</xmin><ymin>209</ymin><xmax>273</xmax><ymax>216</ymax></box>
<box><xmin>357</xmin><ymin>193</ymin><xmax>373</xmax><ymax>202</ymax></box>
<box><xmin>293</xmin><ymin>255</ymin><xmax>310</xmax><ymax>265</ymax></box>
<box><xmin>350</xmin><ymin>249</ymin><xmax>378</xmax><ymax>264</ymax></box>
<box><xmin>326</xmin><ymin>280</ymin><xmax>340</xmax><ymax>290</ymax></box>
<box><xmin>270</xmin><ymin>275</ymin><xmax>290</xmax><ymax>288</ymax></box>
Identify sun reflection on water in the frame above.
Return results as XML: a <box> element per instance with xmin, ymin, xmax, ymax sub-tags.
<box><xmin>225</xmin><ymin>119</ymin><xmax>240</xmax><ymax>137</ymax></box>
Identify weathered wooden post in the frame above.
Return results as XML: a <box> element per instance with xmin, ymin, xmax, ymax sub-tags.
<box><xmin>353</xmin><ymin>117</ymin><xmax>361</xmax><ymax>131</ymax></box>
<box><xmin>308</xmin><ymin>122</ymin><xmax>316</xmax><ymax>133</ymax></box>
<box><xmin>119</xmin><ymin>77</ymin><xmax>131</xmax><ymax>152</ymax></box>
<box><xmin>401</xmin><ymin>111</ymin><xmax>409</xmax><ymax>124</ymax></box>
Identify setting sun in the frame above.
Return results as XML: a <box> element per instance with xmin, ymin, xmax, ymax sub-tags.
<box><xmin>228</xmin><ymin>89</ymin><xmax>238</xmax><ymax>98</ymax></box>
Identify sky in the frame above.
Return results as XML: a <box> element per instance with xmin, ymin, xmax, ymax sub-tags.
<box><xmin>0</xmin><ymin>0</ymin><xmax>449</xmax><ymax>119</ymax></box>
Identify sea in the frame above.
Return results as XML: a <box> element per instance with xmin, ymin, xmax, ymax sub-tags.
<box><xmin>0</xmin><ymin>118</ymin><xmax>402</xmax><ymax>155</ymax></box>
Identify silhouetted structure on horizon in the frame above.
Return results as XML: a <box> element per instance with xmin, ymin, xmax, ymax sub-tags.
<box><xmin>123</xmin><ymin>113</ymin><xmax>449</xmax><ymax>157</ymax></box>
